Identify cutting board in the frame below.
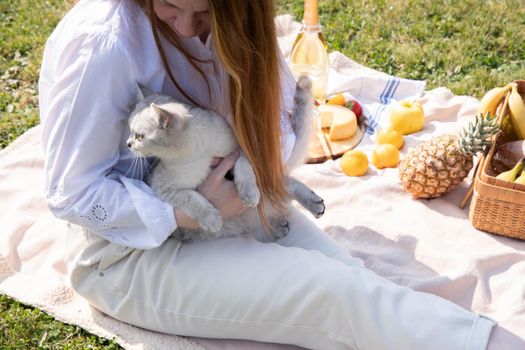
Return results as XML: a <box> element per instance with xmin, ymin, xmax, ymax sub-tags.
<box><xmin>307</xmin><ymin>121</ymin><xmax>365</xmax><ymax>164</ymax></box>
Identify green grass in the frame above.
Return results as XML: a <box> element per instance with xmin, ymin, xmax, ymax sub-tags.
<box><xmin>280</xmin><ymin>0</ymin><xmax>525</xmax><ymax>96</ymax></box>
<box><xmin>1</xmin><ymin>0</ymin><xmax>524</xmax><ymax>347</ymax></box>
<box><xmin>0</xmin><ymin>295</ymin><xmax>120</xmax><ymax>349</ymax></box>
<box><xmin>0</xmin><ymin>0</ymin><xmax>72</xmax><ymax>149</ymax></box>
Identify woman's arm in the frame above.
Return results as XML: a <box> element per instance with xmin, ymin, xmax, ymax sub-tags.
<box><xmin>39</xmin><ymin>30</ymin><xmax>176</xmax><ymax>249</ymax></box>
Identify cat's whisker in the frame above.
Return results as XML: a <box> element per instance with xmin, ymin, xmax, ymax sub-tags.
<box><xmin>132</xmin><ymin>153</ymin><xmax>141</xmax><ymax>177</ymax></box>
<box><xmin>136</xmin><ymin>154</ymin><xmax>147</xmax><ymax>180</ymax></box>
<box><xmin>138</xmin><ymin>155</ymin><xmax>147</xmax><ymax>180</ymax></box>
<box><xmin>137</xmin><ymin>153</ymin><xmax>151</xmax><ymax>181</ymax></box>
<box><xmin>124</xmin><ymin>154</ymin><xmax>137</xmax><ymax>178</ymax></box>
<box><xmin>125</xmin><ymin>151</ymin><xmax>145</xmax><ymax>179</ymax></box>
<box><xmin>144</xmin><ymin>156</ymin><xmax>153</xmax><ymax>170</ymax></box>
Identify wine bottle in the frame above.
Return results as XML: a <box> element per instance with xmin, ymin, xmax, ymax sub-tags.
<box><xmin>289</xmin><ymin>0</ymin><xmax>329</xmax><ymax>101</ymax></box>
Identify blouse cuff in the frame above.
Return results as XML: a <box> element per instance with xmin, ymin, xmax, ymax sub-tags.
<box><xmin>120</xmin><ymin>175</ymin><xmax>177</xmax><ymax>247</ymax></box>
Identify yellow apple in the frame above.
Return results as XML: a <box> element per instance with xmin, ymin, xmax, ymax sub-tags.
<box><xmin>390</xmin><ymin>100</ymin><xmax>425</xmax><ymax>135</ymax></box>
<box><xmin>376</xmin><ymin>128</ymin><xmax>404</xmax><ymax>149</ymax></box>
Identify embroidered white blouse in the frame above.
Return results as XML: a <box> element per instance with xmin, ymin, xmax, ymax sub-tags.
<box><xmin>38</xmin><ymin>0</ymin><xmax>297</xmax><ymax>249</ymax></box>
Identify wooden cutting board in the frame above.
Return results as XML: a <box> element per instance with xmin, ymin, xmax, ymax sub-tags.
<box><xmin>307</xmin><ymin>122</ymin><xmax>365</xmax><ymax>164</ymax></box>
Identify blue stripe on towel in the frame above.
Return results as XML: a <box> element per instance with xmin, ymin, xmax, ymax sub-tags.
<box><xmin>389</xmin><ymin>79</ymin><xmax>400</xmax><ymax>102</ymax></box>
<box><xmin>381</xmin><ymin>78</ymin><xmax>397</xmax><ymax>104</ymax></box>
<box><xmin>367</xmin><ymin>105</ymin><xmax>387</xmax><ymax>134</ymax></box>
<box><xmin>366</xmin><ymin>79</ymin><xmax>394</xmax><ymax>134</ymax></box>
<box><xmin>379</xmin><ymin>78</ymin><xmax>393</xmax><ymax>104</ymax></box>
<box><xmin>366</xmin><ymin>78</ymin><xmax>400</xmax><ymax>134</ymax></box>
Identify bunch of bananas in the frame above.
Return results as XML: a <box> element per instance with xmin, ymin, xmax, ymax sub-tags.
<box><xmin>477</xmin><ymin>82</ymin><xmax>525</xmax><ymax>140</ymax></box>
<box><xmin>496</xmin><ymin>157</ymin><xmax>525</xmax><ymax>185</ymax></box>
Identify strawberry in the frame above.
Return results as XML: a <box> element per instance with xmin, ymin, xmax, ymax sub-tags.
<box><xmin>346</xmin><ymin>100</ymin><xmax>362</xmax><ymax>118</ymax></box>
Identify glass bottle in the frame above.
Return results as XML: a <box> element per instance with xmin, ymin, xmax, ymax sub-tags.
<box><xmin>289</xmin><ymin>0</ymin><xmax>329</xmax><ymax>101</ymax></box>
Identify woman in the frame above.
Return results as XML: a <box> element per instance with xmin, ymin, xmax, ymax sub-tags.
<box><xmin>39</xmin><ymin>0</ymin><xmax>502</xmax><ymax>349</ymax></box>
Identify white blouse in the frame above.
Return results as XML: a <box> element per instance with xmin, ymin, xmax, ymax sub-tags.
<box><xmin>38</xmin><ymin>0</ymin><xmax>297</xmax><ymax>249</ymax></box>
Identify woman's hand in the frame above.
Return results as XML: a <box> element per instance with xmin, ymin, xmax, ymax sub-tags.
<box><xmin>198</xmin><ymin>150</ymin><xmax>249</xmax><ymax>219</ymax></box>
<box><xmin>173</xmin><ymin>150</ymin><xmax>247</xmax><ymax>230</ymax></box>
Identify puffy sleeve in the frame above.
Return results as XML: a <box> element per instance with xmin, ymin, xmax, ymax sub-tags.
<box><xmin>38</xmin><ymin>30</ymin><xmax>176</xmax><ymax>249</ymax></box>
<box><xmin>278</xmin><ymin>50</ymin><xmax>297</xmax><ymax>163</ymax></box>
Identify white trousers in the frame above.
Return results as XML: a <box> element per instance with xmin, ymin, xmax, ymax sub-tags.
<box><xmin>66</xmin><ymin>208</ymin><xmax>495</xmax><ymax>350</ymax></box>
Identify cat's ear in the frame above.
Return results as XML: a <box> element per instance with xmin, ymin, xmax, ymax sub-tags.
<box><xmin>151</xmin><ymin>103</ymin><xmax>186</xmax><ymax>130</ymax></box>
<box><xmin>151</xmin><ymin>103</ymin><xmax>172</xmax><ymax>129</ymax></box>
<box><xmin>135</xmin><ymin>84</ymin><xmax>156</xmax><ymax>102</ymax></box>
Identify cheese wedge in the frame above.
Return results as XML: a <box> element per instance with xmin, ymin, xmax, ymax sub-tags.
<box><xmin>319</xmin><ymin>110</ymin><xmax>334</xmax><ymax>128</ymax></box>
<box><xmin>330</xmin><ymin>111</ymin><xmax>357</xmax><ymax>141</ymax></box>
<box><xmin>317</xmin><ymin>104</ymin><xmax>357</xmax><ymax>141</ymax></box>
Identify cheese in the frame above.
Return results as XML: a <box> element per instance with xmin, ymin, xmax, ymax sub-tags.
<box><xmin>330</xmin><ymin>111</ymin><xmax>357</xmax><ymax>141</ymax></box>
<box><xmin>317</xmin><ymin>105</ymin><xmax>357</xmax><ymax>141</ymax></box>
<box><xmin>319</xmin><ymin>110</ymin><xmax>333</xmax><ymax>128</ymax></box>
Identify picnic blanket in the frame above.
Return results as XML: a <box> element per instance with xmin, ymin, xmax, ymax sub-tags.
<box><xmin>1</xmin><ymin>15</ymin><xmax>524</xmax><ymax>350</ymax></box>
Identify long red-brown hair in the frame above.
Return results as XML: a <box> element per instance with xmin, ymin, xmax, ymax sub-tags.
<box><xmin>135</xmin><ymin>0</ymin><xmax>287</xmax><ymax>225</ymax></box>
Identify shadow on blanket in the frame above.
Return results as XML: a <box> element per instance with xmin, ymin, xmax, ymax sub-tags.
<box><xmin>325</xmin><ymin>225</ymin><xmax>480</xmax><ymax>310</ymax></box>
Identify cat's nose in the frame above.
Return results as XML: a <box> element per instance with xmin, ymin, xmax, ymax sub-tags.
<box><xmin>127</xmin><ymin>141</ymin><xmax>132</xmax><ymax>148</ymax></box>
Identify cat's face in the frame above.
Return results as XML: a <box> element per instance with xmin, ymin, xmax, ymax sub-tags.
<box><xmin>127</xmin><ymin>101</ymin><xmax>190</xmax><ymax>158</ymax></box>
<box><xmin>127</xmin><ymin>107</ymin><xmax>158</xmax><ymax>157</ymax></box>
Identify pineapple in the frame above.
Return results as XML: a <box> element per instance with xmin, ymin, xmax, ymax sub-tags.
<box><xmin>399</xmin><ymin>113</ymin><xmax>498</xmax><ymax>199</ymax></box>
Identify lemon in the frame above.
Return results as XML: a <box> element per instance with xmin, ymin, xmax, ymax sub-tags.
<box><xmin>372</xmin><ymin>144</ymin><xmax>400</xmax><ymax>169</ymax></box>
<box><xmin>376</xmin><ymin>128</ymin><xmax>404</xmax><ymax>149</ymax></box>
<box><xmin>327</xmin><ymin>93</ymin><xmax>346</xmax><ymax>106</ymax></box>
<box><xmin>341</xmin><ymin>149</ymin><xmax>369</xmax><ymax>176</ymax></box>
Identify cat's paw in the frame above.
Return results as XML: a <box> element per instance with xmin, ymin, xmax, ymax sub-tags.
<box><xmin>270</xmin><ymin>216</ymin><xmax>289</xmax><ymax>238</ymax></box>
<box><xmin>303</xmin><ymin>191</ymin><xmax>325</xmax><ymax>218</ymax></box>
<box><xmin>237</xmin><ymin>182</ymin><xmax>261</xmax><ymax>208</ymax></box>
<box><xmin>199</xmin><ymin>209</ymin><xmax>223</xmax><ymax>232</ymax></box>
<box><xmin>310</xmin><ymin>198</ymin><xmax>325</xmax><ymax>218</ymax></box>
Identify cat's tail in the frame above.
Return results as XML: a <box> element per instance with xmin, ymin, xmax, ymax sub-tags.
<box><xmin>285</xmin><ymin>75</ymin><xmax>314</xmax><ymax>171</ymax></box>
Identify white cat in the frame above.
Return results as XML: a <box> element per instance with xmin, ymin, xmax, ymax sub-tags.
<box><xmin>127</xmin><ymin>76</ymin><xmax>324</xmax><ymax>242</ymax></box>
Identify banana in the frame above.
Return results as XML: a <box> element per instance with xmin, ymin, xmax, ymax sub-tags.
<box><xmin>496</xmin><ymin>157</ymin><xmax>525</xmax><ymax>182</ymax></box>
<box><xmin>515</xmin><ymin>169</ymin><xmax>525</xmax><ymax>185</ymax></box>
<box><xmin>476</xmin><ymin>83</ymin><xmax>512</xmax><ymax>117</ymax></box>
<box><xmin>508</xmin><ymin>83</ymin><xmax>525</xmax><ymax>140</ymax></box>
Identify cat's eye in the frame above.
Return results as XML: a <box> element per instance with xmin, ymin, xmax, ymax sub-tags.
<box><xmin>134</xmin><ymin>133</ymin><xmax>144</xmax><ymax>141</ymax></box>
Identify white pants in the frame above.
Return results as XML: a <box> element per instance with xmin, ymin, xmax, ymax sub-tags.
<box><xmin>66</xmin><ymin>208</ymin><xmax>495</xmax><ymax>350</ymax></box>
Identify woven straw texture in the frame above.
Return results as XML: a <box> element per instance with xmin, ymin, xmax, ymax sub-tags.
<box><xmin>469</xmin><ymin>80</ymin><xmax>525</xmax><ymax>239</ymax></box>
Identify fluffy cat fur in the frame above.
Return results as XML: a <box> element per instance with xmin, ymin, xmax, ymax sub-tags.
<box><xmin>127</xmin><ymin>76</ymin><xmax>324</xmax><ymax>242</ymax></box>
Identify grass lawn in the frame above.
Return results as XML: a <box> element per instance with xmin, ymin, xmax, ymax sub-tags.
<box><xmin>1</xmin><ymin>0</ymin><xmax>524</xmax><ymax>348</ymax></box>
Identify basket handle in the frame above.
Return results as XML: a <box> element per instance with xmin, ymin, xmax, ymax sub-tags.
<box><xmin>460</xmin><ymin>154</ymin><xmax>484</xmax><ymax>208</ymax></box>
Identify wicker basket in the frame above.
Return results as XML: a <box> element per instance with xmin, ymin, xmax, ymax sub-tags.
<box><xmin>469</xmin><ymin>80</ymin><xmax>525</xmax><ymax>240</ymax></box>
